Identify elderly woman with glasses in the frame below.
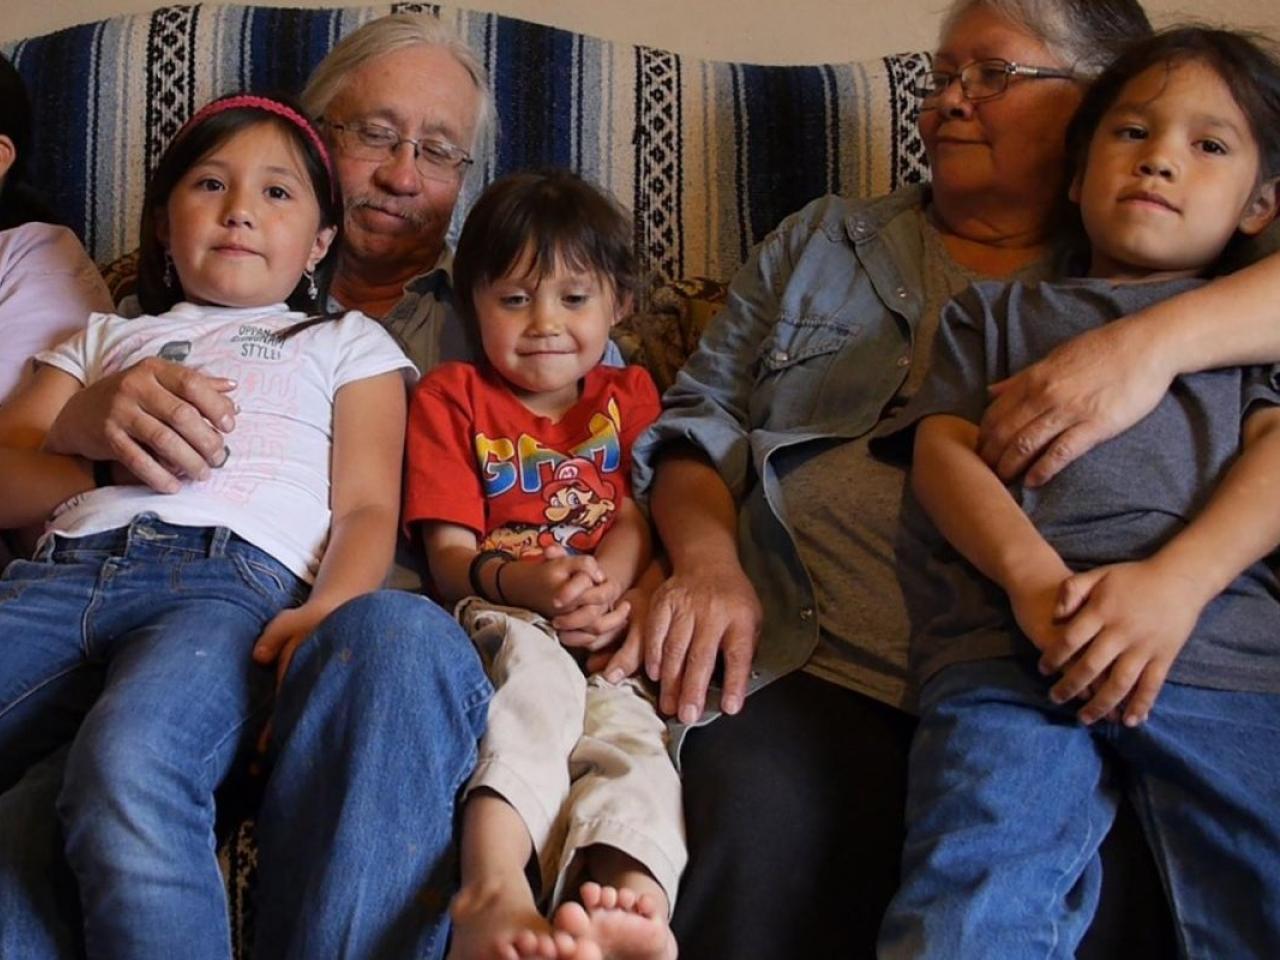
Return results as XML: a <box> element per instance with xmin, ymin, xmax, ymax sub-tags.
<box><xmin>624</xmin><ymin>0</ymin><xmax>1267</xmax><ymax>956</ymax></box>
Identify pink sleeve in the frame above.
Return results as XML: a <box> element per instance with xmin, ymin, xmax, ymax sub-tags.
<box><xmin>0</xmin><ymin>223</ymin><xmax>113</xmax><ymax>403</ymax></box>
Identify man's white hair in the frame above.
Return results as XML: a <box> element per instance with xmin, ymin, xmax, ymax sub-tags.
<box><xmin>301</xmin><ymin>12</ymin><xmax>494</xmax><ymax>163</ymax></box>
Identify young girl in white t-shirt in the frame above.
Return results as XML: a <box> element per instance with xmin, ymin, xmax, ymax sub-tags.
<box><xmin>0</xmin><ymin>92</ymin><xmax>413</xmax><ymax>955</ymax></box>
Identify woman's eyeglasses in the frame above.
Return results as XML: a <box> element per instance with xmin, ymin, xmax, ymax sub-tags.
<box><xmin>914</xmin><ymin>59</ymin><xmax>1076</xmax><ymax>106</ymax></box>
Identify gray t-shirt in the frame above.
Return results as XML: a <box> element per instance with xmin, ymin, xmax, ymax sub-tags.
<box><xmin>876</xmin><ymin>276</ymin><xmax>1280</xmax><ymax>694</ymax></box>
<box><xmin>785</xmin><ymin>210</ymin><xmax>1043</xmax><ymax>709</ymax></box>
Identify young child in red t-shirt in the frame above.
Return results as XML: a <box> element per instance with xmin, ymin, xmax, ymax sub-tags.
<box><xmin>403</xmin><ymin>170</ymin><xmax>682</xmax><ymax>960</ymax></box>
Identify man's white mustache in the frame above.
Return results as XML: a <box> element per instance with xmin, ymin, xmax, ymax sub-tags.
<box><xmin>346</xmin><ymin>196</ymin><xmax>429</xmax><ymax>228</ymax></box>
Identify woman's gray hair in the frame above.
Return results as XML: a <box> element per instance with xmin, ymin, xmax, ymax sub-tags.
<box><xmin>939</xmin><ymin>0</ymin><xmax>1152</xmax><ymax>77</ymax></box>
<box><xmin>301</xmin><ymin>12</ymin><xmax>495</xmax><ymax>164</ymax></box>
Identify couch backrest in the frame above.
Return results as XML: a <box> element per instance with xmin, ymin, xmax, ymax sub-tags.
<box><xmin>2</xmin><ymin>2</ymin><xmax>931</xmax><ymax>283</ymax></box>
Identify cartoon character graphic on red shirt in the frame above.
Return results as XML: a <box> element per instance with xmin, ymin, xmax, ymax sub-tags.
<box><xmin>480</xmin><ymin>522</ymin><xmax>543</xmax><ymax>559</ymax></box>
<box><xmin>538</xmin><ymin>457</ymin><xmax>617</xmax><ymax>553</ymax></box>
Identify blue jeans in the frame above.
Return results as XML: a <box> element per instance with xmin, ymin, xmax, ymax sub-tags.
<box><xmin>878</xmin><ymin>657</ymin><xmax>1280</xmax><ymax>960</ymax></box>
<box><xmin>0</xmin><ymin>515</ymin><xmax>306</xmax><ymax>960</ymax></box>
<box><xmin>0</xmin><ymin>583</ymin><xmax>490</xmax><ymax>959</ymax></box>
<box><xmin>251</xmin><ymin>589</ymin><xmax>491</xmax><ymax>959</ymax></box>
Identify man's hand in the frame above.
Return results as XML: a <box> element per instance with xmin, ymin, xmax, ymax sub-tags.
<box><xmin>44</xmin><ymin>357</ymin><xmax>237</xmax><ymax>493</ymax></box>
<box><xmin>978</xmin><ymin>320</ymin><xmax>1173</xmax><ymax>486</ymax></box>
<box><xmin>1037</xmin><ymin>561</ymin><xmax>1203</xmax><ymax>726</ymax></box>
<box><xmin>642</xmin><ymin>560</ymin><xmax>762</xmax><ymax>723</ymax></box>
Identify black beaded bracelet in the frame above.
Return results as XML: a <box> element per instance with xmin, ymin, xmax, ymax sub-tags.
<box><xmin>468</xmin><ymin>549</ymin><xmax>514</xmax><ymax>599</ymax></box>
<box><xmin>494</xmin><ymin>557</ymin><xmax>511</xmax><ymax>604</ymax></box>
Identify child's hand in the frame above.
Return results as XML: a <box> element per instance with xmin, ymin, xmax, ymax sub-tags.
<box><xmin>595</xmin><ymin>620</ymin><xmax>645</xmax><ymax>684</ymax></box>
<box><xmin>555</xmin><ymin>598</ymin><xmax>632</xmax><ymax>651</ymax></box>
<box><xmin>251</xmin><ymin>602</ymin><xmax>330</xmax><ymax>756</ymax></box>
<box><xmin>1006</xmin><ymin>563</ymin><xmax>1072</xmax><ymax>654</ymax></box>
<box><xmin>1038</xmin><ymin>560</ymin><xmax>1203</xmax><ymax>726</ymax></box>
<box><xmin>504</xmin><ymin>549</ymin><xmax>609</xmax><ymax>618</ymax></box>
<box><xmin>577</xmin><ymin>588</ymin><xmax>653</xmax><ymax>683</ymax></box>
<box><xmin>560</xmin><ymin>575</ymin><xmax>656</xmax><ymax>663</ymax></box>
<box><xmin>252</xmin><ymin>602</ymin><xmax>329</xmax><ymax>690</ymax></box>
<box><xmin>537</xmin><ymin>544</ymin><xmax>617</xmax><ymax>612</ymax></box>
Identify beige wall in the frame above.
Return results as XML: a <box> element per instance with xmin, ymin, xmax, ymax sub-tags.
<box><xmin>4</xmin><ymin>0</ymin><xmax>1279</xmax><ymax>62</ymax></box>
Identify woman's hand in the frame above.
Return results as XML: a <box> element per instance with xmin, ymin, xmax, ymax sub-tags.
<box><xmin>977</xmin><ymin>318</ymin><xmax>1174</xmax><ymax>486</ymax></box>
<box><xmin>642</xmin><ymin>558</ymin><xmax>762</xmax><ymax>723</ymax></box>
<box><xmin>1038</xmin><ymin>560</ymin><xmax>1204</xmax><ymax>727</ymax></box>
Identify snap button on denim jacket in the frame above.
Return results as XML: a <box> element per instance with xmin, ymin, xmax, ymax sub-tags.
<box><xmin>633</xmin><ymin>185</ymin><xmax>931</xmax><ymax>743</ymax></box>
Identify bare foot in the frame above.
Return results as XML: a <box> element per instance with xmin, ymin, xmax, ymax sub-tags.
<box><xmin>448</xmin><ymin>878</ymin><xmax>565</xmax><ymax>960</ymax></box>
<box><xmin>552</xmin><ymin>882</ymin><xmax>678</xmax><ymax>960</ymax></box>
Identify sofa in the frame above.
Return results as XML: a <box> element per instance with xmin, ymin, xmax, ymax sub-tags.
<box><xmin>2</xmin><ymin>4</ymin><xmax>1176</xmax><ymax>957</ymax></box>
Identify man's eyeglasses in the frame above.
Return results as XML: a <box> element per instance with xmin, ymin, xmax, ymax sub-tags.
<box><xmin>913</xmin><ymin>59</ymin><xmax>1076</xmax><ymax>106</ymax></box>
<box><xmin>320</xmin><ymin>119</ymin><xmax>474</xmax><ymax>180</ymax></box>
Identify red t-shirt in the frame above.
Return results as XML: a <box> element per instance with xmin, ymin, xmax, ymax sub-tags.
<box><xmin>404</xmin><ymin>361</ymin><xmax>661</xmax><ymax>557</ymax></box>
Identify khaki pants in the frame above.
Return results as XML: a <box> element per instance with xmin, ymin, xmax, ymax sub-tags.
<box><xmin>458</xmin><ymin>599</ymin><xmax>686</xmax><ymax>912</ymax></box>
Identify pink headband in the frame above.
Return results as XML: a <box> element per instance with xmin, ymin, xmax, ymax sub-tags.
<box><xmin>176</xmin><ymin>94</ymin><xmax>335</xmax><ymax>189</ymax></box>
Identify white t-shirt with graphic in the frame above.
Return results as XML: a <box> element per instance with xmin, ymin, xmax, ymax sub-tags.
<box><xmin>37</xmin><ymin>301</ymin><xmax>417</xmax><ymax>581</ymax></box>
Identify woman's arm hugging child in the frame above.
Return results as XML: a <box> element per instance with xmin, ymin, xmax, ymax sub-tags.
<box><xmin>875</xmin><ymin>27</ymin><xmax>1280</xmax><ymax>959</ymax></box>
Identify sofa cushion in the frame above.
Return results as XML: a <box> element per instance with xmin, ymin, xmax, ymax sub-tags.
<box><xmin>615</xmin><ymin>277</ymin><xmax>728</xmax><ymax>391</ymax></box>
<box><xmin>3</xmin><ymin>3</ymin><xmax>930</xmax><ymax>285</ymax></box>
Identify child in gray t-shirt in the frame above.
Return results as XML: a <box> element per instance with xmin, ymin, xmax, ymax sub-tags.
<box><xmin>877</xmin><ymin>28</ymin><xmax>1280</xmax><ymax>960</ymax></box>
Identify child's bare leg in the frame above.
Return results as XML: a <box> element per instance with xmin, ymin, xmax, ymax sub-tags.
<box><xmin>448</xmin><ymin>790</ymin><xmax>564</xmax><ymax>960</ymax></box>
<box><xmin>551</xmin><ymin>846</ymin><xmax>678</xmax><ymax>960</ymax></box>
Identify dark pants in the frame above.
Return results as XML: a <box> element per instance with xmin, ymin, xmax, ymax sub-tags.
<box><xmin>671</xmin><ymin>670</ymin><xmax>1176</xmax><ymax>959</ymax></box>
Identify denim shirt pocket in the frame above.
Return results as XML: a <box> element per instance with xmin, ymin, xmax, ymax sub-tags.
<box><xmin>749</xmin><ymin>313</ymin><xmax>862</xmax><ymax>431</ymax></box>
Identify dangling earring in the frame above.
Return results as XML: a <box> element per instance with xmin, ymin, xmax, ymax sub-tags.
<box><xmin>305</xmin><ymin>269</ymin><xmax>318</xmax><ymax>301</ymax></box>
<box><xmin>163</xmin><ymin>252</ymin><xmax>175</xmax><ymax>288</ymax></box>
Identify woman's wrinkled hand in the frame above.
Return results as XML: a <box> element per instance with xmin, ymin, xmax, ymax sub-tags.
<box><xmin>642</xmin><ymin>559</ymin><xmax>762</xmax><ymax>723</ymax></box>
<box><xmin>978</xmin><ymin>319</ymin><xmax>1174</xmax><ymax>487</ymax></box>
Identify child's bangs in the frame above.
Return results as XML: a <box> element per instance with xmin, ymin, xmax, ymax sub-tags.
<box><xmin>504</xmin><ymin>230</ymin><xmax>609</xmax><ymax>286</ymax></box>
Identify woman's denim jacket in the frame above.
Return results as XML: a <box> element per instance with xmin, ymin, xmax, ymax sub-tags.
<box><xmin>632</xmin><ymin>185</ymin><xmax>930</xmax><ymax>736</ymax></box>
